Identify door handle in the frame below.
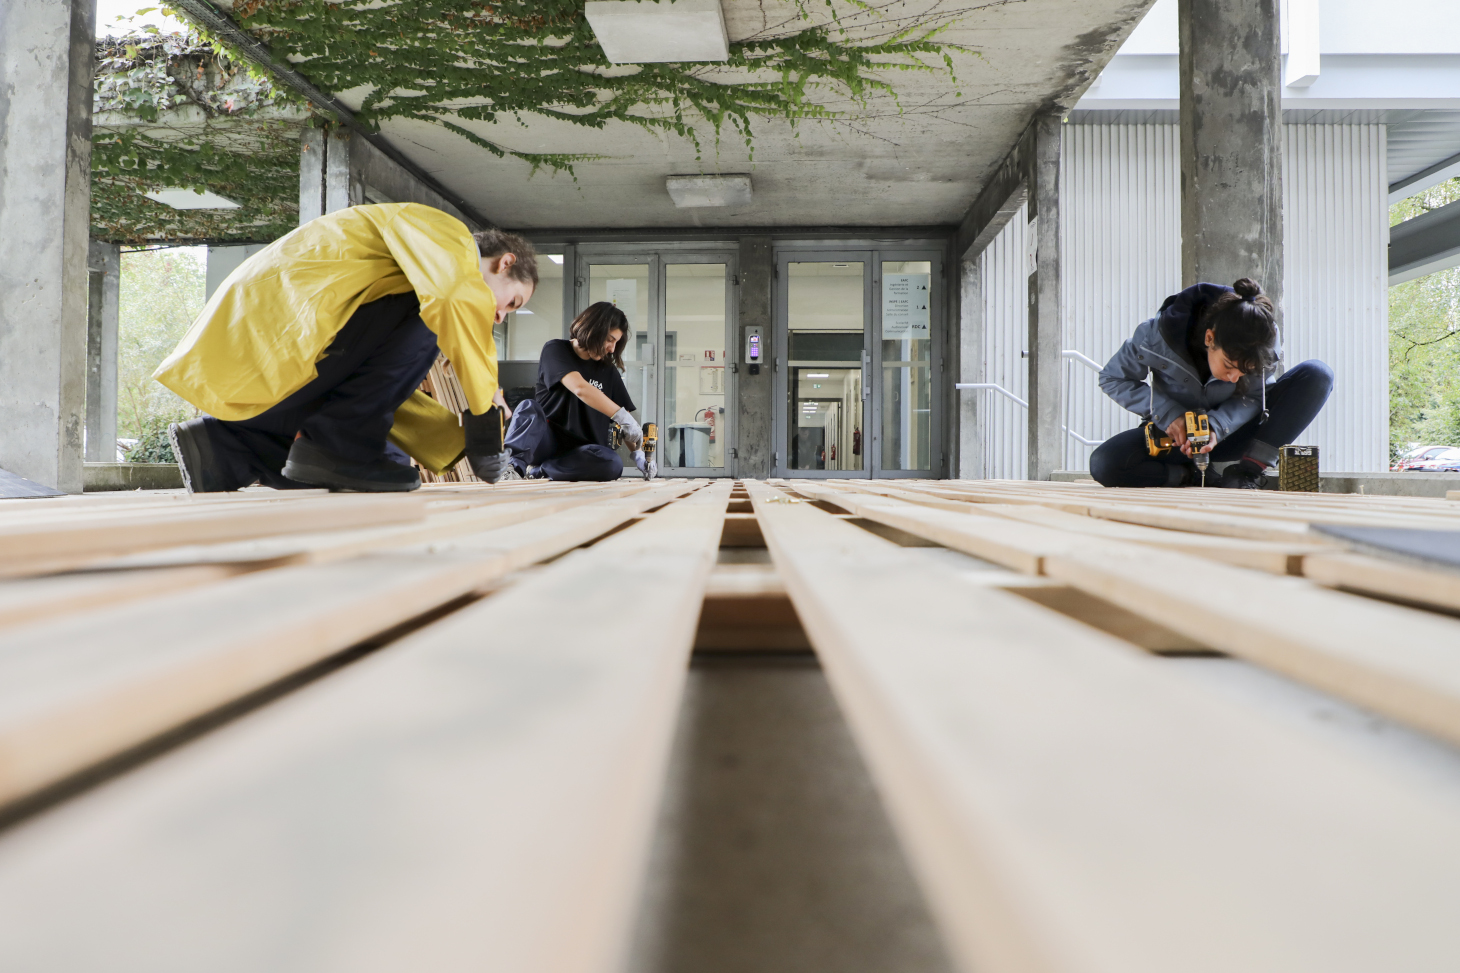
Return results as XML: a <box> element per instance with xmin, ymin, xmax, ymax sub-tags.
<box><xmin>861</xmin><ymin>351</ymin><xmax>870</xmax><ymax>400</ymax></box>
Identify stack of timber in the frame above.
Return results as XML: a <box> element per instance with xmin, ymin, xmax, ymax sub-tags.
<box><xmin>1</xmin><ymin>478</ymin><xmax>1460</xmax><ymax>971</ymax></box>
<box><xmin>415</xmin><ymin>356</ymin><xmax>482</xmax><ymax>484</ymax></box>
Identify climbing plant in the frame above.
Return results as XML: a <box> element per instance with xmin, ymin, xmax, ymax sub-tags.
<box><xmin>92</xmin><ymin>30</ymin><xmax>313</xmax><ymax>243</ymax></box>
<box><xmin>229</xmin><ymin>0</ymin><xmax>969</xmax><ymax>171</ymax></box>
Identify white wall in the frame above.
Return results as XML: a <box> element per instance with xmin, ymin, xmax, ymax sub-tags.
<box><xmin>977</xmin><ymin>205</ymin><xmax>1029</xmax><ymax>479</ymax></box>
<box><xmin>974</xmin><ymin>122</ymin><xmax>1390</xmax><ymax>476</ymax></box>
<box><xmin>1282</xmin><ymin>123</ymin><xmax>1389</xmax><ymax>471</ymax></box>
<box><xmin>1115</xmin><ymin>0</ymin><xmax>1460</xmax><ymax>56</ymax></box>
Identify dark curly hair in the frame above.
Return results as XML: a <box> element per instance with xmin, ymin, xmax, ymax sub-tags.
<box><xmin>471</xmin><ymin>228</ymin><xmax>539</xmax><ymax>287</ymax></box>
<box><xmin>1202</xmin><ymin>277</ymin><xmax>1279</xmax><ymax>374</ymax></box>
<box><xmin>570</xmin><ymin>301</ymin><xmax>630</xmax><ymax>372</ymax></box>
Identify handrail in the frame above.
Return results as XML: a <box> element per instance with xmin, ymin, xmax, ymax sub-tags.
<box><xmin>1062</xmin><ymin>349</ymin><xmax>1103</xmax><ymax>372</ymax></box>
<box><xmin>955</xmin><ymin>384</ymin><xmax>1101</xmax><ymax>446</ymax></box>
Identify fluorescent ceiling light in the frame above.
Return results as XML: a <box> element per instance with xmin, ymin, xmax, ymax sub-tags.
<box><xmin>585</xmin><ymin>0</ymin><xmax>728</xmax><ymax>64</ymax></box>
<box><xmin>666</xmin><ymin>174</ymin><xmax>752</xmax><ymax>209</ymax></box>
<box><xmin>142</xmin><ymin>188</ymin><xmax>241</xmax><ymax>210</ymax></box>
<box><xmin>806</xmin><ymin>373</ymin><xmax>830</xmax><ymax>378</ymax></box>
<box><xmin>547</xmin><ymin>254</ymin><xmax>564</xmax><ymax>264</ymax></box>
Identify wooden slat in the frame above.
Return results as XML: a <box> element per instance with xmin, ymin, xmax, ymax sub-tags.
<box><xmin>0</xmin><ymin>482</ymin><xmax>731</xmax><ymax>973</ymax></box>
<box><xmin>0</xmin><ymin>565</ymin><xmax>244</xmax><ymax>632</ymax></box>
<box><xmin>744</xmin><ymin>479</ymin><xmax>1460</xmax><ymax>973</ymax></box>
<box><xmin>0</xmin><ymin>482</ymin><xmax>696</xmax><ymax>809</ymax></box>
<box><xmin>1302</xmin><ymin>551</ymin><xmax>1460</xmax><ymax>614</ymax></box>
<box><xmin>798</xmin><ymin>482</ymin><xmax>1460</xmax><ymax>750</ymax></box>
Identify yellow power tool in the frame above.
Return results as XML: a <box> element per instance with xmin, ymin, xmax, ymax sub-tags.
<box><xmin>1142</xmin><ymin>411</ymin><xmax>1211</xmax><ymax>485</ymax></box>
<box><xmin>641</xmin><ymin>422</ymin><xmax>658</xmax><ymax>481</ymax></box>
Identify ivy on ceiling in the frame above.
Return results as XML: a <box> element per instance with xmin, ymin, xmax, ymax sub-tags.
<box><xmin>230</xmin><ymin>0</ymin><xmax>969</xmax><ymax>172</ymax></box>
<box><xmin>92</xmin><ymin>30</ymin><xmax>315</xmax><ymax>244</ymax></box>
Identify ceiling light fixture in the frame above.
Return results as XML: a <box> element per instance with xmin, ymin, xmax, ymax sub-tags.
<box><xmin>665</xmin><ymin>174</ymin><xmax>752</xmax><ymax>209</ymax></box>
<box><xmin>142</xmin><ymin>188</ymin><xmax>240</xmax><ymax>210</ymax></box>
<box><xmin>806</xmin><ymin>373</ymin><xmax>830</xmax><ymax>378</ymax></box>
<box><xmin>584</xmin><ymin>0</ymin><xmax>728</xmax><ymax>64</ymax></box>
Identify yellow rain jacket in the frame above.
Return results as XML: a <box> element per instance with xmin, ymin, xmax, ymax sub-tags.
<box><xmin>153</xmin><ymin>202</ymin><xmax>496</xmax><ymax>473</ymax></box>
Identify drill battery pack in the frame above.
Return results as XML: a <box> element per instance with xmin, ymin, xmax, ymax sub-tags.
<box><xmin>1142</xmin><ymin>421</ymin><xmax>1174</xmax><ymax>457</ymax></box>
<box><xmin>1278</xmin><ymin>444</ymin><xmax>1320</xmax><ymax>492</ymax></box>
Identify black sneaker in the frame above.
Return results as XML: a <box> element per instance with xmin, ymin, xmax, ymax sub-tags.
<box><xmin>168</xmin><ymin>419</ymin><xmax>232</xmax><ymax>493</ymax></box>
<box><xmin>282</xmin><ymin>436</ymin><xmax>420</xmax><ymax>492</ymax></box>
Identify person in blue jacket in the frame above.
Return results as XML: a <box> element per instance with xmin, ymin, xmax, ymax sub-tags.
<box><xmin>1089</xmin><ymin>278</ymin><xmax>1333</xmax><ymax>489</ymax></box>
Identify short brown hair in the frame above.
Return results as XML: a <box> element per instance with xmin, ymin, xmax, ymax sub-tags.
<box><xmin>472</xmin><ymin>228</ymin><xmax>539</xmax><ymax>287</ymax></box>
<box><xmin>570</xmin><ymin>302</ymin><xmax>630</xmax><ymax>371</ymax></box>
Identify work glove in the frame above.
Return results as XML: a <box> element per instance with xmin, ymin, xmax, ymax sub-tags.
<box><xmin>633</xmin><ymin>449</ymin><xmax>657</xmax><ymax>480</ymax></box>
<box><xmin>463</xmin><ymin>406</ymin><xmax>508</xmax><ymax>484</ymax></box>
<box><xmin>612</xmin><ymin>407</ymin><xmax>643</xmax><ymax>450</ymax></box>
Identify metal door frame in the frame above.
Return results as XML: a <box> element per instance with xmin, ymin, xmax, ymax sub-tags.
<box><xmin>772</xmin><ymin>249</ymin><xmax>874</xmax><ymax>479</ymax></box>
<box><xmin>872</xmin><ymin>247</ymin><xmax>945</xmax><ymax>478</ymax></box>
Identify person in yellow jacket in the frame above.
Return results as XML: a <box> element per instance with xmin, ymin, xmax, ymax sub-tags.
<box><xmin>155</xmin><ymin>203</ymin><xmax>536</xmax><ymax>492</ymax></box>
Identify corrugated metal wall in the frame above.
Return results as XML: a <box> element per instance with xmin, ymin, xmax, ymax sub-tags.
<box><xmin>971</xmin><ymin>121</ymin><xmax>1389</xmax><ymax>476</ymax></box>
<box><xmin>1060</xmin><ymin>123</ymin><xmax>1183</xmax><ymax>472</ymax></box>
<box><xmin>1282</xmin><ymin>123</ymin><xmax>1388</xmax><ymax>473</ymax></box>
<box><xmin>978</xmin><ymin>204</ymin><xmax>1029</xmax><ymax>479</ymax></box>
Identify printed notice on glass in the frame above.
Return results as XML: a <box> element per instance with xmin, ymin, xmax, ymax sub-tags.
<box><xmin>882</xmin><ymin>274</ymin><xmax>930</xmax><ymax>338</ymax></box>
<box><xmin>606</xmin><ymin>279</ymin><xmax>638</xmax><ymax>326</ymax></box>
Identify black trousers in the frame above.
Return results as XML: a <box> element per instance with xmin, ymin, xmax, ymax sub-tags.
<box><xmin>503</xmin><ymin>399</ymin><xmax>624</xmax><ymax>481</ymax></box>
<box><xmin>197</xmin><ymin>293</ymin><xmax>440</xmax><ymax>490</ymax></box>
<box><xmin>1089</xmin><ymin>359</ymin><xmax>1334</xmax><ymax>488</ymax></box>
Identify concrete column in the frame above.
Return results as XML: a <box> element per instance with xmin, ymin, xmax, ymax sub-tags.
<box><xmin>0</xmin><ymin>0</ymin><xmax>95</xmax><ymax>492</ymax></box>
<box><xmin>86</xmin><ymin>241</ymin><xmax>121</xmax><ymax>463</ymax></box>
<box><xmin>955</xmin><ymin>258</ymin><xmax>984</xmax><ymax>479</ymax></box>
<box><xmin>1025</xmin><ymin>113</ymin><xmax>1063</xmax><ymax>481</ymax></box>
<box><xmin>1178</xmin><ymin>0</ymin><xmax>1283</xmax><ymax>319</ymax></box>
<box><xmin>300</xmin><ymin>124</ymin><xmax>478</xmax><ymax>229</ymax></box>
<box><xmin>735</xmin><ymin>236</ymin><xmax>774</xmax><ymax>478</ymax></box>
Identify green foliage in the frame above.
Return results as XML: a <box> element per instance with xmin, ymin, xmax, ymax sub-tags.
<box><xmin>232</xmin><ymin>0</ymin><xmax>968</xmax><ymax>172</ymax></box>
<box><xmin>92</xmin><ymin>31</ymin><xmax>310</xmax><ymax>244</ymax></box>
<box><xmin>124</xmin><ymin>413</ymin><xmax>184</xmax><ymax>464</ymax></box>
<box><xmin>117</xmin><ymin>247</ymin><xmax>205</xmax><ymax>448</ymax></box>
<box><xmin>1389</xmin><ymin>177</ymin><xmax>1460</xmax><ymax>459</ymax></box>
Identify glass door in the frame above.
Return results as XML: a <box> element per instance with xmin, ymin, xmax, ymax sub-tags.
<box><xmin>775</xmin><ymin>249</ymin><xmax>941</xmax><ymax>478</ymax></box>
<box><xmin>577</xmin><ymin>250</ymin><xmax>735</xmax><ymax>476</ymax></box>
<box><xmin>775</xmin><ymin>254</ymin><xmax>871</xmax><ymax>478</ymax></box>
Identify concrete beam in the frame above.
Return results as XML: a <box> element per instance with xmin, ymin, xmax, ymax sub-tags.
<box><xmin>86</xmin><ymin>242</ymin><xmax>121</xmax><ymax>463</ymax></box>
<box><xmin>1026</xmin><ymin>113</ymin><xmax>1063</xmax><ymax>482</ymax></box>
<box><xmin>300</xmin><ymin>125</ymin><xmax>481</xmax><ymax>229</ymax></box>
<box><xmin>0</xmin><ymin>0</ymin><xmax>95</xmax><ymax>493</ymax></box>
<box><xmin>1389</xmin><ymin>197</ymin><xmax>1460</xmax><ymax>286</ymax></box>
<box><xmin>953</xmin><ymin>129</ymin><xmax>1032</xmax><ymax>263</ymax></box>
<box><xmin>736</xmin><ymin>236</ymin><xmax>774</xmax><ymax>478</ymax></box>
<box><xmin>1178</xmin><ymin>0</ymin><xmax>1284</xmax><ymax>318</ymax></box>
<box><xmin>1390</xmin><ymin>150</ymin><xmax>1460</xmax><ymax>205</ymax></box>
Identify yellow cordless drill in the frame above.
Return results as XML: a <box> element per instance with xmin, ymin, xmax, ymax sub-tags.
<box><xmin>611</xmin><ymin>420</ymin><xmax>658</xmax><ymax>480</ymax></box>
<box><xmin>1142</xmin><ymin>411</ymin><xmax>1211</xmax><ymax>486</ymax></box>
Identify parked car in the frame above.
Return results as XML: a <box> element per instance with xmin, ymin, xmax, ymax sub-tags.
<box><xmin>1408</xmin><ymin>447</ymin><xmax>1460</xmax><ymax>472</ymax></box>
<box><xmin>1393</xmin><ymin>445</ymin><xmax>1459</xmax><ymax>471</ymax></box>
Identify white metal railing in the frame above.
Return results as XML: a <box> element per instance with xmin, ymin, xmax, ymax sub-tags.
<box><xmin>955</xmin><ymin>348</ymin><xmax>1108</xmax><ymax>476</ymax></box>
<box><xmin>954</xmin><ymin>381</ymin><xmax>1102</xmax><ymax>446</ymax></box>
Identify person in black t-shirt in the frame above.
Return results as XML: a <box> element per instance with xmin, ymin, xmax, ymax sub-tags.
<box><xmin>503</xmin><ymin>301</ymin><xmax>646</xmax><ymax>481</ymax></box>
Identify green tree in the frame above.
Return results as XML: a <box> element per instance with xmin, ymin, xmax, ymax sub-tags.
<box><xmin>1389</xmin><ymin>177</ymin><xmax>1460</xmax><ymax>460</ymax></box>
<box><xmin>117</xmin><ymin>246</ymin><xmax>204</xmax><ymax>452</ymax></box>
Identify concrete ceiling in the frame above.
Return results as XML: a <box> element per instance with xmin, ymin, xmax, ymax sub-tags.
<box><xmin>232</xmin><ymin>0</ymin><xmax>1157</xmax><ymax>231</ymax></box>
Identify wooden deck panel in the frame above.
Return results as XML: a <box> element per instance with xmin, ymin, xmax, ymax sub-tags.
<box><xmin>0</xmin><ymin>479</ymin><xmax>1459</xmax><ymax>971</ymax></box>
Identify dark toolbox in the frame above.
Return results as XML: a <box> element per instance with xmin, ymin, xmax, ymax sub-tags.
<box><xmin>1278</xmin><ymin>444</ymin><xmax>1319</xmax><ymax>492</ymax></box>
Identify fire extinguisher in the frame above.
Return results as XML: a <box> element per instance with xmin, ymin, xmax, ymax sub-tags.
<box><xmin>706</xmin><ymin>409</ymin><xmax>716</xmax><ymax>444</ymax></box>
<box><xmin>830</xmin><ymin>443</ymin><xmax>837</xmax><ymax>461</ymax></box>
<box><xmin>852</xmin><ymin>428</ymin><xmax>862</xmax><ymax>456</ymax></box>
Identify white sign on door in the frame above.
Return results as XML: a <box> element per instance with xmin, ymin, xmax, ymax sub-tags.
<box><xmin>882</xmin><ymin>274</ymin><xmax>930</xmax><ymax>339</ymax></box>
<box><xmin>606</xmin><ymin>279</ymin><xmax>638</xmax><ymax>327</ymax></box>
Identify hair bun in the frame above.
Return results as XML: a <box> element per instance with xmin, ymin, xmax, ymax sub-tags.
<box><xmin>1232</xmin><ymin>277</ymin><xmax>1262</xmax><ymax>301</ymax></box>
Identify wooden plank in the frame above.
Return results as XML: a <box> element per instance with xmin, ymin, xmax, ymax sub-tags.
<box><xmin>0</xmin><ymin>494</ymin><xmax>431</xmax><ymax>577</ymax></box>
<box><xmin>0</xmin><ymin>482</ymin><xmax>731</xmax><ymax>973</ymax></box>
<box><xmin>744</xmin><ymin>479</ymin><xmax>1460</xmax><ymax>973</ymax></box>
<box><xmin>798</xmin><ymin>485</ymin><xmax>1460</xmax><ymax>750</ymax></box>
<box><xmin>0</xmin><ymin>565</ymin><xmax>244</xmax><ymax>632</ymax></box>
<box><xmin>1303</xmin><ymin>552</ymin><xmax>1460</xmax><ymax>614</ymax></box>
<box><xmin>0</xmin><ymin>483</ymin><xmax>694</xmax><ymax>809</ymax></box>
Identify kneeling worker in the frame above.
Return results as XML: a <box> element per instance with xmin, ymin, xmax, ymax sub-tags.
<box><xmin>504</xmin><ymin>302</ymin><xmax>652</xmax><ymax>481</ymax></box>
<box><xmin>1090</xmin><ymin>278</ymin><xmax>1334</xmax><ymax>489</ymax></box>
<box><xmin>155</xmin><ymin>203</ymin><xmax>536</xmax><ymax>491</ymax></box>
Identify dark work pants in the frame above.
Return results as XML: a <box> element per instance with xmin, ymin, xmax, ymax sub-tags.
<box><xmin>1089</xmin><ymin>359</ymin><xmax>1335</xmax><ymax>488</ymax></box>
<box><xmin>504</xmin><ymin>399</ymin><xmax>624</xmax><ymax>481</ymax></box>
<box><xmin>199</xmin><ymin>292</ymin><xmax>440</xmax><ymax>490</ymax></box>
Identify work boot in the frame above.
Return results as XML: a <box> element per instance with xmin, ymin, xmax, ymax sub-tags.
<box><xmin>168</xmin><ymin>419</ymin><xmax>232</xmax><ymax>493</ymax></box>
<box><xmin>1219</xmin><ymin>460</ymin><xmax>1271</xmax><ymax>490</ymax></box>
<box><xmin>282</xmin><ymin>436</ymin><xmax>420</xmax><ymax>492</ymax></box>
